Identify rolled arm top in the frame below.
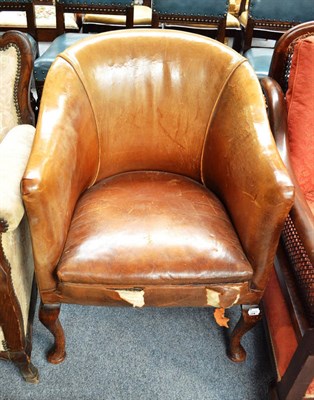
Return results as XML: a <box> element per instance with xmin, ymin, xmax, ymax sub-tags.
<box><xmin>0</xmin><ymin>124</ymin><xmax>35</xmax><ymax>232</ymax></box>
<box><xmin>22</xmin><ymin>57</ymin><xmax>99</xmax><ymax>293</ymax></box>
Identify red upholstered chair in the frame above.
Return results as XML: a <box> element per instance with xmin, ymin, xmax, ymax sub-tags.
<box><xmin>261</xmin><ymin>21</ymin><xmax>314</xmax><ymax>400</ymax></box>
<box><xmin>22</xmin><ymin>29</ymin><xmax>294</xmax><ymax>365</ymax></box>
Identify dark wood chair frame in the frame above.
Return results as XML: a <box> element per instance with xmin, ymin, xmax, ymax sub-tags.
<box><xmin>0</xmin><ymin>0</ymin><xmax>78</xmax><ymax>43</ymax></box>
<box><xmin>151</xmin><ymin>2</ymin><xmax>227</xmax><ymax>43</ymax></box>
<box><xmin>260</xmin><ymin>21</ymin><xmax>314</xmax><ymax>400</ymax></box>
<box><xmin>81</xmin><ymin>0</ymin><xmax>151</xmax><ymax>33</ymax></box>
<box><xmin>56</xmin><ymin>0</ymin><xmax>134</xmax><ymax>36</ymax></box>
<box><xmin>0</xmin><ymin>31</ymin><xmax>38</xmax><ymax>383</ymax></box>
<box><xmin>33</xmin><ymin>0</ymin><xmax>81</xmax><ymax>42</ymax></box>
<box><xmin>0</xmin><ymin>1</ymin><xmax>37</xmax><ymax>40</ymax></box>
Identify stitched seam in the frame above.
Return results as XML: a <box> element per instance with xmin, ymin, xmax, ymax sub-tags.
<box><xmin>59</xmin><ymin>53</ymin><xmax>101</xmax><ymax>187</ymax></box>
<box><xmin>200</xmin><ymin>58</ymin><xmax>247</xmax><ymax>184</ymax></box>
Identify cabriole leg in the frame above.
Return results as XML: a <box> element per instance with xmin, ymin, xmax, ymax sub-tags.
<box><xmin>228</xmin><ymin>305</ymin><xmax>262</xmax><ymax>362</ymax></box>
<box><xmin>39</xmin><ymin>302</ymin><xmax>66</xmax><ymax>364</ymax></box>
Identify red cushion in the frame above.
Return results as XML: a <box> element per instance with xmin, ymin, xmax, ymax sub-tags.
<box><xmin>286</xmin><ymin>36</ymin><xmax>314</xmax><ymax>212</ymax></box>
<box><xmin>263</xmin><ymin>268</ymin><xmax>298</xmax><ymax>378</ymax></box>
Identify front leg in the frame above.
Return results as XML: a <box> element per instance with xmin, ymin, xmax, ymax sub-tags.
<box><xmin>39</xmin><ymin>302</ymin><xmax>66</xmax><ymax>364</ymax></box>
<box><xmin>228</xmin><ymin>305</ymin><xmax>262</xmax><ymax>362</ymax></box>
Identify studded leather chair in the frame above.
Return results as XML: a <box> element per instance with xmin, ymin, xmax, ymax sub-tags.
<box><xmin>22</xmin><ymin>29</ymin><xmax>294</xmax><ymax>365</ymax></box>
<box><xmin>241</xmin><ymin>0</ymin><xmax>314</xmax><ymax>77</ymax></box>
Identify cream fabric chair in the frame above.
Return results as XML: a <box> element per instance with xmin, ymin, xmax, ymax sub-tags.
<box><xmin>0</xmin><ymin>30</ymin><xmax>37</xmax><ymax>383</ymax></box>
<box><xmin>0</xmin><ymin>2</ymin><xmax>79</xmax><ymax>41</ymax></box>
<box><xmin>83</xmin><ymin>4</ymin><xmax>152</xmax><ymax>32</ymax></box>
<box><xmin>0</xmin><ymin>5</ymin><xmax>78</xmax><ymax>30</ymax></box>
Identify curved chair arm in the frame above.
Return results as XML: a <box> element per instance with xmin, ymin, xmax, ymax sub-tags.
<box><xmin>22</xmin><ymin>57</ymin><xmax>99</xmax><ymax>296</ymax></box>
<box><xmin>261</xmin><ymin>76</ymin><xmax>314</xmax><ymax>265</ymax></box>
<box><xmin>269</xmin><ymin>21</ymin><xmax>314</xmax><ymax>89</ymax></box>
<box><xmin>0</xmin><ymin>124</ymin><xmax>35</xmax><ymax>232</ymax></box>
<box><xmin>202</xmin><ymin>62</ymin><xmax>294</xmax><ymax>292</ymax></box>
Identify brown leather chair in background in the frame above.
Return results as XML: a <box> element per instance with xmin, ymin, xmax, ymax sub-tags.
<box><xmin>22</xmin><ymin>29</ymin><xmax>294</xmax><ymax>365</ymax></box>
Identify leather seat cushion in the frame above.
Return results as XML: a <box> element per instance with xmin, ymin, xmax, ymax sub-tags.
<box><xmin>57</xmin><ymin>171</ymin><xmax>253</xmax><ymax>286</ymax></box>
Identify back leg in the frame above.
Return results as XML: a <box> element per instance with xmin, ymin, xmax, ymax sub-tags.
<box><xmin>15</xmin><ymin>352</ymin><xmax>39</xmax><ymax>383</ymax></box>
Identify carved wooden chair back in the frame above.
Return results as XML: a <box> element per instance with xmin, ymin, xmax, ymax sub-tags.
<box><xmin>0</xmin><ymin>0</ymin><xmax>37</xmax><ymax>40</ymax></box>
<box><xmin>56</xmin><ymin>0</ymin><xmax>134</xmax><ymax>36</ymax></box>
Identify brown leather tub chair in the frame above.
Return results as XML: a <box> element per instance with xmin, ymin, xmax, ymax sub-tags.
<box><xmin>22</xmin><ymin>29</ymin><xmax>294</xmax><ymax>365</ymax></box>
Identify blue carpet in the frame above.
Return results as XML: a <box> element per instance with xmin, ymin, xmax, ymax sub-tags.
<box><xmin>0</xmin><ymin>305</ymin><xmax>274</xmax><ymax>399</ymax></box>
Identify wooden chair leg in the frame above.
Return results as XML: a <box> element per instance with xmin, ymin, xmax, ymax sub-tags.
<box><xmin>228</xmin><ymin>305</ymin><xmax>262</xmax><ymax>362</ymax></box>
<box><xmin>14</xmin><ymin>352</ymin><xmax>39</xmax><ymax>384</ymax></box>
<box><xmin>39</xmin><ymin>302</ymin><xmax>66</xmax><ymax>364</ymax></box>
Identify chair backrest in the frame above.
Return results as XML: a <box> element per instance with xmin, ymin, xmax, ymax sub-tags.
<box><xmin>0</xmin><ymin>30</ymin><xmax>34</xmax><ymax>141</ymax></box>
<box><xmin>244</xmin><ymin>0</ymin><xmax>314</xmax><ymax>50</ymax></box>
<box><xmin>39</xmin><ymin>29</ymin><xmax>256</xmax><ymax>184</ymax></box>
<box><xmin>0</xmin><ymin>0</ymin><xmax>37</xmax><ymax>39</ymax></box>
<box><xmin>269</xmin><ymin>21</ymin><xmax>314</xmax><ymax>92</ymax></box>
<box><xmin>151</xmin><ymin>0</ymin><xmax>228</xmax><ymax>42</ymax></box>
<box><xmin>55</xmin><ymin>0</ymin><xmax>134</xmax><ymax>35</ymax></box>
<box><xmin>248</xmin><ymin>0</ymin><xmax>314</xmax><ymax>24</ymax></box>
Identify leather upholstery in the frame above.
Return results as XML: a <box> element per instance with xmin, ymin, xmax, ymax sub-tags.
<box><xmin>243</xmin><ymin>0</ymin><xmax>314</xmax><ymax>74</ymax></box>
<box><xmin>57</xmin><ymin>171</ymin><xmax>253</xmax><ymax>286</ymax></box>
<box><xmin>249</xmin><ymin>0</ymin><xmax>314</xmax><ymax>22</ymax></box>
<box><xmin>23</xmin><ymin>30</ymin><xmax>294</xmax><ymax>308</ymax></box>
<box><xmin>152</xmin><ymin>0</ymin><xmax>228</xmax><ymax>17</ymax></box>
<box><xmin>25</xmin><ymin>33</ymin><xmax>38</xmax><ymax>60</ymax></box>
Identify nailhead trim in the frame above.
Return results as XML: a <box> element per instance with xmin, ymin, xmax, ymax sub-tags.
<box><xmin>0</xmin><ymin>43</ymin><xmax>22</xmax><ymax>125</ymax></box>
